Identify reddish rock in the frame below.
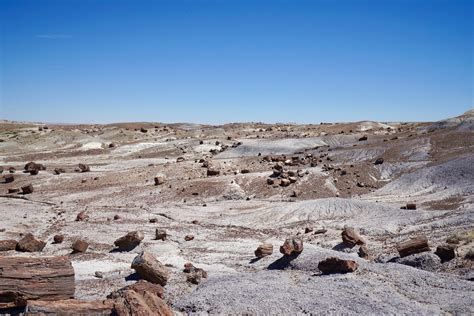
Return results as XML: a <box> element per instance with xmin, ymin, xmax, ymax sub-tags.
<box><xmin>21</xmin><ymin>184</ymin><xmax>34</xmax><ymax>194</ymax></box>
<box><xmin>406</xmin><ymin>203</ymin><xmax>417</xmax><ymax>210</ymax></box>
<box><xmin>0</xmin><ymin>240</ymin><xmax>17</xmax><ymax>251</ymax></box>
<box><xmin>318</xmin><ymin>257</ymin><xmax>359</xmax><ymax>274</ymax></box>
<box><xmin>53</xmin><ymin>234</ymin><xmax>64</xmax><ymax>244</ymax></box>
<box><xmin>71</xmin><ymin>239</ymin><xmax>89</xmax><ymax>253</ymax></box>
<box><xmin>76</xmin><ymin>211</ymin><xmax>89</xmax><ymax>221</ymax></box>
<box><xmin>114</xmin><ymin>231</ymin><xmax>144</xmax><ymax>251</ymax></box>
<box><xmin>16</xmin><ymin>233</ymin><xmax>46</xmax><ymax>252</ymax></box>
<box><xmin>255</xmin><ymin>243</ymin><xmax>273</xmax><ymax>258</ymax></box>
<box><xmin>341</xmin><ymin>228</ymin><xmax>365</xmax><ymax>248</ymax></box>
<box><xmin>183</xmin><ymin>263</ymin><xmax>208</xmax><ymax>284</ymax></box>
<box><xmin>435</xmin><ymin>244</ymin><xmax>456</xmax><ymax>262</ymax></box>
<box><xmin>78</xmin><ymin>163</ymin><xmax>90</xmax><ymax>172</ymax></box>
<box><xmin>280</xmin><ymin>238</ymin><xmax>303</xmax><ymax>256</ymax></box>
<box><xmin>155</xmin><ymin>229</ymin><xmax>167</xmax><ymax>241</ymax></box>
<box><xmin>107</xmin><ymin>280</ymin><xmax>173</xmax><ymax>316</ymax></box>
<box><xmin>397</xmin><ymin>235</ymin><xmax>430</xmax><ymax>258</ymax></box>
<box><xmin>3</xmin><ymin>174</ymin><xmax>14</xmax><ymax>183</ymax></box>
<box><xmin>131</xmin><ymin>251</ymin><xmax>170</xmax><ymax>286</ymax></box>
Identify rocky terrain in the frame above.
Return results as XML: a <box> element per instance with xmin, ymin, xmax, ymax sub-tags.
<box><xmin>0</xmin><ymin>110</ymin><xmax>473</xmax><ymax>315</ymax></box>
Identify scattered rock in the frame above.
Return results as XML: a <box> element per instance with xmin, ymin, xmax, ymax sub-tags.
<box><xmin>140</xmin><ymin>127</ymin><xmax>148</xmax><ymax>133</ymax></box>
<box><xmin>113</xmin><ymin>214</ymin><xmax>121</xmax><ymax>220</ymax></box>
<box><xmin>114</xmin><ymin>231</ymin><xmax>144</xmax><ymax>251</ymax></box>
<box><xmin>21</xmin><ymin>184</ymin><xmax>34</xmax><ymax>194</ymax></box>
<box><xmin>435</xmin><ymin>244</ymin><xmax>456</xmax><ymax>262</ymax></box>
<box><xmin>397</xmin><ymin>235</ymin><xmax>430</xmax><ymax>258</ymax></box>
<box><xmin>0</xmin><ymin>239</ymin><xmax>17</xmax><ymax>251</ymax></box>
<box><xmin>266</xmin><ymin>178</ymin><xmax>274</xmax><ymax>185</ymax></box>
<box><xmin>358</xmin><ymin>245</ymin><xmax>370</xmax><ymax>259</ymax></box>
<box><xmin>374</xmin><ymin>158</ymin><xmax>384</xmax><ymax>165</ymax></box>
<box><xmin>184</xmin><ymin>235</ymin><xmax>195</xmax><ymax>241</ymax></box>
<box><xmin>255</xmin><ymin>243</ymin><xmax>273</xmax><ymax>258</ymax></box>
<box><xmin>176</xmin><ymin>157</ymin><xmax>185</xmax><ymax>162</ymax></box>
<box><xmin>94</xmin><ymin>271</ymin><xmax>104</xmax><ymax>278</ymax></box>
<box><xmin>280</xmin><ymin>238</ymin><xmax>303</xmax><ymax>256</ymax></box>
<box><xmin>16</xmin><ymin>233</ymin><xmax>46</xmax><ymax>252</ymax></box>
<box><xmin>71</xmin><ymin>239</ymin><xmax>89</xmax><ymax>253</ymax></box>
<box><xmin>341</xmin><ymin>228</ymin><xmax>365</xmax><ymax>248</ymax></box>
<box><xmin>304</xmin><ymin>227</ymin><xmax>313</xmax><ymax>234</ymax></box>
<box><xmin>78</xmin><ymin>163</ymin><xmax>90</xmax><ymax>172</ymax></box>
<box><xmin>183</xmin><ymin>262</ymin><xmax>208</xmax><ymax>284</ymax></box>
<box><xmin>207</xmin><ymin>168</ymin><xmax>220</xmax><ymax>176</ymax></box>
<box><xmin>314</xmin><ymin>228</ymin><xmax>327</xmax><ymax>235</ymax></box>
<box><xmin>53</xmin><ymin>234</ymin><xmax>64</xmax><ymax>244</ymax></box>
<box><xmin>406</xmin><ymin>203</ymin><xmax>417</xmax><ymax>210</ymax></box>
<box><xmin>76</xmin><ymin>211</ymin><xmax>89</xmax><ymax>221</ymax></box>
<box><xmin>107</xmin><ymin>280</ymin><xmax>173</xmax><ymax>316</ymax></box>
<box><xmin>154</xmin><ymin>175</ymin><xmax>166</xmax><ymax>185</ymax></box>
<box><xmin>131</xmin><ymin>251</ymin><xmax>170</xmax><ymax>286</ymax></box>
<box><xmin>280</xmin><ymin>179</ymin><xmax>291</xmax><ymax>187</ymax></box>
<box><xmin>318</xmin><ymin>257</ymin><xmax>359</xmax><ymax>274</ymax></box>
<box><xmin>8</xmin><ymin>188</ymin><xmax>19</xmax><ymax>194</ymax></box>
<box><xmin>3</xmin><ymin>174</ymin><xmax>15</xmax><ymax>183</ymax></box>
<box><xmin>54</xmin><ymin>168</ymin><xmax>65</xmax><ymax>175</ymax></box>
<box><xmin>358</xmin><ymin>135</ymin><xmax>368</xmax><ymax>141</ymax></box>
<box><xmin>155</xmin><ymin>229</ymin><xmax>167</xmax><ymax>241</ymax></box>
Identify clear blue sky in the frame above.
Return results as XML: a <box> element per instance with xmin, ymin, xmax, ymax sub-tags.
<box><xmin>0</xmin><ymin>0</ymin><xmax>472</xmax><ymax>124</ymax></box>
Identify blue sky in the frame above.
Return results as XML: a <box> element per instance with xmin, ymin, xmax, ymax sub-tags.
<box><xmin>0</xmin><ymin>0</ymin><xmax>472</xmax><ymax>124</ymax></box>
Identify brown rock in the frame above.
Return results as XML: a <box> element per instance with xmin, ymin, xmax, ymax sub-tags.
<box><xmin>0</xmin><ymin>256</ymin><xmax>75</xmax><ymax>308</ymax></box>
<box><xmin>0</xmin><ymin>239</ymin><xmax>17</xmax><ymax>251</ymax></box>
<box><xmin>358</xmin><ymin>135</ymin><xmax>368</xmax><ymax>141</ymax></box>
<box><xmin>318</xmin><ymin>257</ymin><xmax>359</xmax><ymax>274</ymax></box>
<box><xmin>8</xmin><ymin>188</ymin><xmax>19</xmax><ymax>194</ymax></box>
<box><xmin>3</xmin><ymin>174</ymin><xmax>14</xmax><ymax>183</ymax></box>
<box><xmin>184</xmin><ymin>234</ymin><xmax>195</xmax><ymax>241</ymax></box>
<box><xmin>341</xmin><ymin>228</ymin><xmax>365</xmax><ymax>248</ymax></box>
<box><xmin>53</xmin><ymin>234</ymin><xmax>64</xmax><ymax>244</ymax></box>
<box><xmin>358</xmin><ymin>245</ymin><xmax>370</xmax><ymax>259</ymax></box>
<box><xmin>241</xmin><ymin>169</ymin><xmax>250</xmax><ymax>174</ymax></box>
<box><xmin>26</xmin><ymin>299</ymin><xmax>114</xmax><ymax>315</ymax></box>
<box><xmin>280</xmin><ymin>179</ymin><xmax>291</xmax><ymax>187</ymax></box>
<box><xmin>29</xmin><ymin>169</ymin><xmax>39</xmax><ymax>175</ymax></box>
<box><xmin>183</xmin><ymin>263</ymin><xmax>208</xmax><ymax>284</ymax></box>
<box><xmin>435</xmin><ymin>244</ymin><xmax>456</xmax><ymax>262</ymax></box>
<box><xmin>71</xmin><ymin>239</ymin><xmax>89</xmax><ymax>253</ymax></box>
<box><xmin>314</xmin><ymin>228</ymin><xmax>328</xmax><ymax>235</ymax></box>
<box><xmin>107</xmin><ymin>280</ymin><xmax>173</xmax><ymax>316</ymax></box>
<box><xmin>176</xmin><ymin>157</ymin><xmax>185</xmax><ymax>162</ymax></box>
<box><xmin>155</xmin><ymin>229</ymin><xmax>167</xmax><ymax>241</ymax></box>
<box><xmin>21</xmin><ymin>184</ymin><xmax>34</xmax><ymax>194</ymax></box>
<box><xmin>397</xmin><ymin>235</ymin><xmax>430</xmax><ymax>258</ymax></box>
<box><xmin>406</xmin><ymin>203</ymin><xmax>417</xmax><ymax>210</ymax></box>
<box><xmin>76</xmin><ymin>211</ymin><xmax>89</xmax><ymax>221</ymax></box>
<box><xmin>114</xmin><ymin>231</ymin><xmax>144</xmax><ymax>251</ymax></box>
<box><xmin>78</xmin><ymin>163</ymin><xmax>90</xmax><ymax>172</ymax></box>
<box><xmin>304</xmin><ymin>227</ymin><xmax>313</xmax><ymax>234</ymax></box>
<box><xmin>131</xmin><ymin>251</ymin><xmax>170</xmax><ymax>286</ymax></box>
<box><xmin>266</xmin><ymin>178</ymin><xmax>274</xmax><ymax>185</ymax></box>
<box><xmin>16</xmin><ymin>233</ymin><xmax>46</xmax><ymax>252</ymax></box>
<box><xmin>207</xmin><ymin>168</ymin><xmax>220</xmax><ymax>176</ymax></box>
<box><xmin>255</xmin><ymin>243</ymin><xmax>273</xmax><ymax>258</ymax></box>
<box><xmin>374</xmin><ymin>157</ymin><xmax>384</xmax><ymax>165</ymax></box>
<box><xmin>154</xmin><ymin>175</ymin><xmax>166</xmax><ymax>185</ymax></box>
<box><xmin>24</xmin><ymin>162</ymin><xmax>45</xmax><ymax>171</ymax></box>
<box><xmin>114</xmin><ymin>214</ymin><xmax>121</xmax><ymax>220</ymax></box>
<box><xmin>280</xmin><ymin>238</ymin><xmax>303</xmax><ymax>256</ymax></box>
<box><xmin>54</xmin><ymin>168</ymin><xmax>65</xmax><ymax>175</ymax></box>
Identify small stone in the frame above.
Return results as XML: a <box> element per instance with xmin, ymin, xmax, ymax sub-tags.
<box><xmin>435</xmin><ymin>244</ymin><xmax>456</xmax><ymax>262</ymax></box>
<box><xmin>304</xmin><ymin>227</ymin><xmax>313</xmax><ymax>234</ymax></box>
<box><xmin>341</xmin><ymin>228</ymin><xmax>365</xmax><ymax>248</ymax></box>
<box><xmin>155</xmin><ymin>229</ymin><xmax>167</xmax><ymax>241</ymax></box>
<box><xmin>8</xmin><ymin>188</ymin><xmax>19</xmax><ymax>194</ymax></box>
<box><xmin>318</xmin><ymin>257</ymin><xmax>359</xmax><ymax>274</ymax></box>
<box><xmin>94</xmin><ymin>271</ymin><xmax>104</xmax><ymax>278</ymax></box>
<box><xmin>78</xmin><ymin>163</ymin><xmax>90</xmax><ymax>172</ymax></box>
<box><xmin>280</xmin><ymin>238</ymin><xmax>303</xmax><ymax>256</ymax></box>
<box><xmin>72</xmin><ymin>239</ymin><xmax>89</xmax><ymax>253</ymax></box>
<box><xmin>131</xmin><ymin>251</ymin><xmax>170</xmax><ymax>286</ymax></box>
<box><xmin>0</xmin><ymin>239</ymin><xmax>18</xmax><ymax>251</ymax></box>
<box><xmin>21</xmin><ymin>184</ymin><xmax>34</xmax><ymax>194</ymax></box>
<box><xmin>358</xmin><ymin>245</ymin><xmax>370</xmax><ymax>259</ymax></box>
<box><xmin>114</xmin><ymin>231</ymin><xmax>144</xmax><ymax>251</ymax></box>
<box><xmin>374</xmin><ymin>158</ymin><xmax>384</xmax><ymax>165</ymax></box>
<box><xmin>184</xmin><ymin>235</ymin><xmax>194</xmax><ymax>241</ymax></box>
<box><xmin>255</xmin><ymin>243</ymin><xmax>273</xmax><ymax>258</ymax></box>
<box><xmin>3</xmin><ymin>174</ymin><xmax>14</xmax><ymax>183</ymax></box>
<box><xmin>17</xmin><ymin>233</ymin><xmax>46</xmax><ymax>252</ymax></box>
<box><xmin>76</xmin><ymin>211</ymin><xmax>89</xmax><ymax>221</ymax></box>
<box><xmin>183</xmin><ymin>262</ymin><xmax>208</xmax><ymax>285</ymax></box>
<box><xmin>53</xmin><ymin>234</ymin><xmax>64</xmax><ymax>244</ymax></box>
<box><xmin>113</xmin><ymin>215</ymin><xmax>121</xmax><ymax>220</ymax></box>
<box><xmin>406</xmin><ymin>203</ymin><xmax>417</xmax><ymax>210</ymax></box>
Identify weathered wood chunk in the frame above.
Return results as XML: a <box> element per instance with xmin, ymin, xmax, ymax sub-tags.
<box><xmin>435</xmin><ymin>244</ymin><xmax>456</xmax><ymax>262</ymax></box>
<box><xmin>17</xmin><ymin>233</ymin><xmax>45</xmax><ymax>252</ymax></box>
<box><xmin>280</xmin><ymin>238</ymin><xmax>303</xmax><ymax>256</ymax></box>
<box><xmin>0</xmin><ymin>239</ymin><xmax>17</xmax><ymax>251</ymax></box>
<box><xmin>255</xmin><ymin>243</ymin><xmax>273</xmax><ymax>258</ymax></box>
<box><xmin>318</xmin><ymin>257</ymin><xmax>359</xmax><ymax>274</ymax></box>
<box><xmin>397</xmin><ymin>235</ymin><xmax>430</xmax><ymax>258</ymax></box>
<box><xmin>114</xmin><ymin>231</ymin><xmax>144</xmax><ymax>251</ymax></box>
<box><xmin>131</xmin><ymin>251</ymin><xmax>170</xmax><ymax>286</ymax></box>
<box><xmin>0</xmin><ymin>256</ymin><xmax>75</xmax><ymax>308</ymax></box>
<box><xmin>25</xmin><ymin>299</ymin><xmax>114</xmax><ymax>315</ymax></box>
<box><xmin>341</xmin><ymin>228</ymin><xmax>365</xmax><ymax>248</ymax></box>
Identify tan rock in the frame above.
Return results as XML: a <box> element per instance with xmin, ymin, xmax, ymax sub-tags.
<box><xmin>255</xmin><ymin>243</ymin><xmax>273</xmax><ymax>258</ymax></box>
<box><xmin>280</xmin><ymin>238</ymin><xmax>303</xmax><ymax>256</ymax></box>
<box><xmin>131</xmin><ymin>251</ymin><xmax>170</xmax><ymax>286</ymax></box>
<box><xmin>17</xmin><ymin>234</ymin><xmax>45</xmax><ymax>252</ymax></box>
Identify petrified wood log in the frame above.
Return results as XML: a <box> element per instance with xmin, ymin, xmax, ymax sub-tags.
<box><xmin>0</xmin><ymin>256</ymin><xmax>75</xmax><ymax>308</ymax></box>
<box><xmin>396</xmin><ymin>235</ymin><xmax>430</xmax><ymax>258</ymax></box>
<box><xmin>25</xmin><ymin>299</ymin><xmax>114</xmax><ymax>315</ymax></box>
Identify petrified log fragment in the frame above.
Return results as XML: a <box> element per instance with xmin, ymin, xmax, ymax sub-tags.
<box><xmin>341</xmin><ymin>228</ymin><xmax>365</xmax><ymax>248</ymax></box>
<box><xmin>25</xmin><ymin>299</ymin><xmax>114</xmax><ymax>315</ymax></box>
<box><xmin>280</xmin><ymin>238</ymin><xmax>303</xmax><ymax>256</ymax></box>
<box><xmin>131</xmin><ymin>251</ymin><xmax>170</xmax><ymax>286</ymax></box>
<box><xmin>0</xmin><ymin>239</ymin><xmax>17</xmax><ymax>251</ymax></box>
<box><xmin>17</xmin><ymin>233</ymin><xmax>45</xmax><ymax>252</ymax></box>
<box><xmin>435</xmin><ymin>244</ymin><xmax>456</xmax><ymax>262</ymax></box>
<box><xmin>318</xmin><ymin>257</ymin><xmax>359</xmax><ymax>274</ymax></box>
<box><xmin>255</xmin><ymin>243</ymin><xmax>273</xmax><ymax>258</ymax></box>
<box><xmin>0</xmin><ymin>256</ymin><xmax>75</xmax><ymax>308</ymax></box>
<box><xmin>397</xmin><ymin>235</ymin><xmax>430</xmax><ymax>258</ymax></box>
